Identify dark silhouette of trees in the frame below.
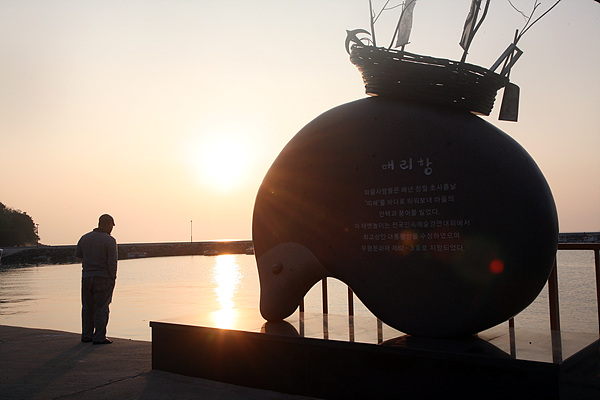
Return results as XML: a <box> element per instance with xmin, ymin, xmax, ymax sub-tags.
<box><xmin>0</xmin><ymin>203</ymin><xmax>39</xmax><ymax>246</ymax></box>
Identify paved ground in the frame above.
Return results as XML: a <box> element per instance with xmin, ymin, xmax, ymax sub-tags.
<box><xmin>2</xmin><ymin>324</ymin><xmax>599</xmax><ymax>399</ymax></box>
<box><xmin>0</xmin><ymin>325</ymin><xmax>319</xmax><ymax>400</ymax></box>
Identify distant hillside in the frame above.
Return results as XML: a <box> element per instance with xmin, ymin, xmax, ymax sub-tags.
<box><xmin>0</xmin><ymin>203</ymin><xmax>39</xmax><ymax>246</ymax></box>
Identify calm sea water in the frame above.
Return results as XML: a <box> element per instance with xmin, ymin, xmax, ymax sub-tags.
<box><xmin>0</xmin><ymin>251</ymin><xmax>597</xmax><ymax>341</ymax></box>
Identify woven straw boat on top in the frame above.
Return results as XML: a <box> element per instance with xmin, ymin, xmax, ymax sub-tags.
<box><xmin>350</xmin><ymin>45</ymin><xmax>508</xmax><ymax>116</ymax></box>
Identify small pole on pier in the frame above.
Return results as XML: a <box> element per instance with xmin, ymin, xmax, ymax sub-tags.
<box><xmin>348</xmin><ymin>287</ymin><xmax>354</xmax><ymax>317</ymax></box>
<box><xmin>595</xmin><ymin>247</ymin><xmax>600</xmax><ymax>336</ymax></box>
<box><xmin>322</xmin><ymin>278</ymin><xmax>328</xmax><ymax>314</ymax></box>
<box><xmin>190</xmin><ymin>220</ymin><xmax>193</xmax><ymax>243</ymax></box>
<box><xmin>547</xmin><ymin>257</ymin><xmax>563</xmax><ymax>362</ymax></box>
<box><xmin>548</xmin><ymin>259</ymin><xmax>561</xmax><ymax>332</ymax></box>
<box><xmin>348</xmin><ymin>286</ymin><xmax>355</xmax><ymax>342</ymax></box>
<box><xmin>508</xmin><ymin>318</ymin><xmax>516</xmax><ymax>358</ymax></box>
<box><xmin>377</xmin><ymin>318</ymin><xmax>383</xmax><ymax>344</ymax></box>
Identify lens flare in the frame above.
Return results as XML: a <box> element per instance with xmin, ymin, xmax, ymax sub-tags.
<box><xmin>489</xmin><ymin>259</ymin><xmax>504</xmax><ymax>274</ymax></box>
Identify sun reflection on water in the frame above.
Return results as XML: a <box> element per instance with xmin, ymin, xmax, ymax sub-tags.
<box><xmin>211</xmin><ymin>254</ymin><xmax>242</xmax><ymax>328</ymax></box>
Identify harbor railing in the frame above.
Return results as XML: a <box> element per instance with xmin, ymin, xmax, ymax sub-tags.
<box><xmin>299</xmin><ymin>243</ymin><xmax>600</xmax><ymax>342</ymax></box>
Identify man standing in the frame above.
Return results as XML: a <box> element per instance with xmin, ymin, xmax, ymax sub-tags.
<box><xmin>76</xmin><ymin>214</ymin><xmax>118</xmax><ymax>344</ymax></box>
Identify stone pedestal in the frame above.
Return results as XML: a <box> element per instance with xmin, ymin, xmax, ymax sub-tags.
<box><xmin>151</xmin><ymin>309</ymin><xmax>599</xmax><ymax>399</ymax></box>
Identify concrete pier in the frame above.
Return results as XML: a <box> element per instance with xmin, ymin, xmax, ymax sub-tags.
<box><xmin>0</xmin><ymin>324</ymin><xmax>317</xmax><ymax>399</ymax></box>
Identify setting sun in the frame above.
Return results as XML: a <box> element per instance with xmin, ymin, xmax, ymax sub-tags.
<box><xmin>200</xmin><ymin>136</ymin><xmax>249</xmax><ymax>191</ymax></box>
<box><xmin>185</xmin><ymin>124</ymin><xmax>258</xmax><ymax>193</ymax></box>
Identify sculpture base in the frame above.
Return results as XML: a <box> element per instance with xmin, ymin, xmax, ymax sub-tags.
<box><xmin>150</xmin><ymin>309</ymin><xmax>599</xmax><ymax>399</ymax></box>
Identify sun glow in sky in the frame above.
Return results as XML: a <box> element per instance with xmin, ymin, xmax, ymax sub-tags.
<box><xmin>184</xmin><ymin>117</ymin><xmax>263</xmax><ymax>193</ymax></box>
<box><xmin>1</xmin><ymin>0</ymin><xmax>599</xmax><ymax>245</ymax></box>
<box><xmin>196</xmin><ymin>136</ymin><xmax>249</xmax><ymax>192</ymax></box>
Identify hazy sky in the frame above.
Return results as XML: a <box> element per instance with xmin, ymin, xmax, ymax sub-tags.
<box><xmin>1</xmin><ymin>0</ymin><xmax>599</xmax><ymax>245</ymax></box>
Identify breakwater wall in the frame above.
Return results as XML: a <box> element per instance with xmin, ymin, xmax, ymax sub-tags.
<box><xmin>558</xmin><ymin>232</ymin><xmax>599</xmax><ymax>243</ymax></box>
<box><xmin>3</xmin><ymin>233</ymin><xmax>598</xmax><ymax>266</ymax></box>
<box><xmin>1</xmin><ymin>240</ymin><xmax>253</xmax><ymax>266</ymax></box>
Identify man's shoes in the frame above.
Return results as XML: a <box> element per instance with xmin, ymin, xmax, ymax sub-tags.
<box><xmin>81</xmin><ymin>338</ymin><xmax>92</xmax><ymax>343</ymax></box>
<box><xmin>93</xmin><ymin>339</ymin><xmax>113</xmax><ymax>345</ymax></box>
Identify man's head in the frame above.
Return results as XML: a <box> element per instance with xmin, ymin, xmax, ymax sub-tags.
<box><xmin>98</xmin><ymin>214</ymin><xmax>115</xmax><ymax>233</ymax></box>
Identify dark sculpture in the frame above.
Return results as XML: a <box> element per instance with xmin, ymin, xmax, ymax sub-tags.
<box><xmin>253</xmin><ymin>98</ymin><xmax>558</xmax><ymax>337</ymax></box>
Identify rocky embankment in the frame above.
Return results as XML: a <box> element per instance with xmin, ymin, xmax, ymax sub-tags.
<box><xmin>558</xmin><ymin>232</ymin><xmax>599</xmax><ymax>243</ymax></box>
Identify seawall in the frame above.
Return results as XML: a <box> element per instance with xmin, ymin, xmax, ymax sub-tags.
<box><xmin>1</xmin><ymin>240</ymin><xmax>253</xmax><ymax>266</ymax></box>
<box><xmin>2</xmin><ymin>232</ymin><xmax>598</xmax><ymax>266</ymax></box>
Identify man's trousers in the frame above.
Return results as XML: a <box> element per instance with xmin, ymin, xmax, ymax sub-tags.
<box><xmin>81</xmin><ymin>276</ymin><xmax>115</xmax><ymax>343</ymax></box>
